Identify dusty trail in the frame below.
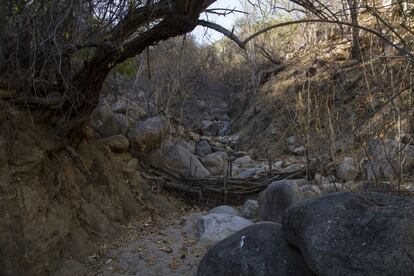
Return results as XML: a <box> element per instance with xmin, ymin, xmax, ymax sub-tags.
<box><xmin>88</xmin><ymin>212</ymin><xmax>212</xmax><ymax>276</ymax></box>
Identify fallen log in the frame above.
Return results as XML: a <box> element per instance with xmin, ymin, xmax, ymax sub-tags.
<box><xmin>142</xmin><ymin>164</ymin><xmax>307</xmax><ymax>197</ymax></box>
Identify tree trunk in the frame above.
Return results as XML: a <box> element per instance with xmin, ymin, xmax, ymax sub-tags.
<box><xmin>347</xmin><ymin>0</ymin><xmax>361</xmax><ymax>60</ymax></box>
<box><xmin>56</xmin><ymin>1</ymin><xmax>211</xmax><ymax>136</ymax></box>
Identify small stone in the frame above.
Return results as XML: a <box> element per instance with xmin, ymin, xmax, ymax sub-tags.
<box><xmin>151</xmin><ymin>141</ymin><xmax>211</xmax><ymax>178</ymax></box>
<box><xmin>240</xmin><ymin>200</ymin><xmax>259</xmax><ymax>219</ymax></box>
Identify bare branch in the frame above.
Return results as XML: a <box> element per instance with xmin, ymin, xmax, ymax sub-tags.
<box><xmin>200</xmin><ymin>18</ymin><xmax>413</xmax><ymax>61</ymax></box>
<box><xmin>197</xmin><ymin>20</ymin><xmax>245</xmax><ymax>49</ymax></box>
<box><xmin>205</xmin><ymin>8</ymin><xmax>249</xmax><ymax>16</ymax></box>
<box><xmin>242</xmin><ymin>19</ymin><xmax>413</xmax><ymax>60</ymax></box>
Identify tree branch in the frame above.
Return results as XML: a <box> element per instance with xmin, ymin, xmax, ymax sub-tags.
<box><xmin>57</xmin><ymin>1</ymin><xmax>218</xmax><ymax>136</ymax></box>
<box><xmin>112</xmin><ymin>0</ymin><xmax>217</xmax><ymax>41</ymax></box>
<box><xmin>205</xmin><ymin>8</ymin><xmax>249</xmax><ymax>16</ymax></box>
<box><xmin>197</xmin><ymin>20</ymin><xmax>245</xmax><ymax>49</ymax></box>
<box><xmin>111</xmin><ymin>0</ymin><xmax>174</xmax><ymax>41</ymax></box>
<box><xmin>199</xmin><ymin>18</ymin><xmax>414</xmax><ymax>61</ymax></box>
<box><xmin>242</xmin><ymin>19</ymin><xmax>413</xmax><ymax>60</ymax></box>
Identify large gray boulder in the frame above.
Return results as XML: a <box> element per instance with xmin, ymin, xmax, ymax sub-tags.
<box><xmin>336</xmin><ymin>157</ymin><xmax>358</xmax><ymax>181</ymax></box>
<box><xmin>127</xmin><ymin>116</ymin><xmax>168</xmax><ymax>150</ymax></box>
<box><xmin>151</xmin><ymin>142</ymin><xmax>211</xmax><ymax>178</ymax></box>
<box><xmin>197</xmin><ymin>223</ymin><xmax>314</xmax><ymax>276</ymax></box>
<box><xmin>260</xmin><ymin>180</ymin><xmax>303</xmax><ymax>223</ymax></box>
<box><xmin>202</xmin><ymin>152</ymin><xmax>224</xmax><ymax>175</ymax></box>
<box><xmin>283</xmin><ymin>192</ymin><xmax>414</xmax><ymax>276</ymax></box>
<box><xmin>197</xmin><ymin>214</ymin><xmax>253</xmax><ymax>243</ymax></box>
<box><xmin>366</xmin><ymin>139</ymin><xmax>414</xmax><ymax>180</ymax></box>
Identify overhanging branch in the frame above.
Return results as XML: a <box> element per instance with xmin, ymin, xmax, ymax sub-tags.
<box><xmin>197</xmin><ymin>20</ymin><xmax>245</xmax><ymax>49</ymax></box>
<box><xmin>198</xmin><ymin>18</ymin><xmax>414</xmax><ymax>61</ymax></box>
<box><xmin>243</xmin><ymin>19</ymin><xmax>413</xmax><ymax>60</ymax></box>
<box><xmin>112</xmin><ymin>0</ymin><xmax>217</xmax><ymax>41</ymax></box>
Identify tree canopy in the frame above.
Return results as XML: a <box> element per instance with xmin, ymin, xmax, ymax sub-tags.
<box><xmin>0</xmin><ymin>0</ymin><xmax>412</xmax><ymax>136</ymax></box>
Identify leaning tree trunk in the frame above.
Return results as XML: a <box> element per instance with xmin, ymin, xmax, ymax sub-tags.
<box><xmin>55</xmin><ymin>0</ymin><xmax>214</xmax><ymax>136</ymax></box>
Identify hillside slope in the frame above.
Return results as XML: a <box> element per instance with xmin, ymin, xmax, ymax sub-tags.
<box><xmin>0</xmin><ymin>100</ymin><xmax>178</xmax><ymax>276</ymax></box>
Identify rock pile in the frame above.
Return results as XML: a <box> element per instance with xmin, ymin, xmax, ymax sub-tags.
<box><xmin>90</xmin><ymin>94</ymin><xmax>241</xmax><ymax>178</ymax></box>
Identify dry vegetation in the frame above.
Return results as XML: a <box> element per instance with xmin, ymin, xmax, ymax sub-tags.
<box><xmin>225</xmin><ymin>1</ymin><xmax>413</xmax><ymax>159</ymax></box>
<box><xmin>1</xmin><ymin>0</ymin><xmax>414</xmax><ymax>275</ymax></box>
